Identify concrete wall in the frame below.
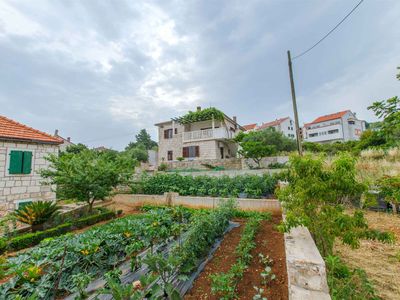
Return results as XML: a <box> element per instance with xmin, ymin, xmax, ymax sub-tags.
<box><xmin>113</xmin><ymin>193</ymin><xmax>282</xmax><ymax>213</ymax></box>
<box><xmin>285</xmin><ymin>226</ymin><xmax>331</xmax><ymax>299</ymax></box>
<box><xmin>0</xmin><ymin>141</ymin><xmax>58</xmax><ymax>212</ymax></box>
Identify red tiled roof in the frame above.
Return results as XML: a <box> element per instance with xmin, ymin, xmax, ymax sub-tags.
<box><xmin>242</xmin><ymin>123</ymin><xmax>257</xmax><ymax>131</ymax></box>
<box><xmin>0</xmin><ymin>115</ymin><xmax>63</xmax><ymax>144</ymax></box>
<box><xmin>257</xmin><ymin>117</ymin><xmax>289</xmax><ymax>130</ymax></box>
<box><xmin>305</xmin><ymin>110</ymin><xmax>350</xmax><ymax>126</ymax></box>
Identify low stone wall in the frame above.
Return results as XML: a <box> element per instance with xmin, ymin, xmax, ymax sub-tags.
<box><xmin>112</xmin><ymin>193</ymin><xmax>281</xmax><ymax>212</ymax></box>
<box><xmin>242</xmin><ymin>155</ymin><xmax>289</xmax><ymax>169</ymax></box>
<box><xmin>165</xmin><ymin>157</ymin><xmax>243</xmax><ymax>170</ymax></box>
<box><xmin>284</xmin><ymin>225</ymin><xmax>331</xmax><ymax>299</ymax></box>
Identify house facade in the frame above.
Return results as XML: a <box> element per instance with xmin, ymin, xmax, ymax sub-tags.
<box><xmin>54</xmin><ymin>129</ymin><xmax>74</xmax><ymax>152</ymax></box>
<box><xmin>155</xmin><ymin>107</ymin><xmax>244</xmax><ymax>162</ymax></box>
<box><xmin>243</xmin><ymin>117</ymin><xmax>296</xmax><ymax>139</ymax></box>
<box><xmin>303</xmin><ymin>110</ymin><xmax>366</xmax><ymax>143</ymax></box>
<box><xmin>0</xmin><ymin>116</ymin><xmax>62</xmax><ymax>212</ymax></box>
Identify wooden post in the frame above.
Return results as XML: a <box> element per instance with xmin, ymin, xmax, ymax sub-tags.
<box><xmin>287</xmin><ymin>50</ymin><xmax>303</xmax><ymax>156</ymax></box>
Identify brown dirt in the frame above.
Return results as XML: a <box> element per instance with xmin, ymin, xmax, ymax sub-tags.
<box><xmin>334</xmin><ymin>210</ymin><xmax>400</xmax><ymax>300</ymax></box>
<box><xmin>185</xmin><ymin>215</ymin><xmax>288</xmax><ymax>300</ymax></box>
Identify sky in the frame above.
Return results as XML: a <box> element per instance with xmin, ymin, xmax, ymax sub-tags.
<box><xmin>1</xmin><ymin>0</ymin><xmax>399</xmax><ymax>150</ymax></box>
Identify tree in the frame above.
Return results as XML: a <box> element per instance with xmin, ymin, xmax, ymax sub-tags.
<box><xmin>63</xmin><ymin>143</ymin><xmax>88</xmax><ymax>154</ymax></box>
<box><xmin>278</xmin><ymin>153</ymin><xmax>392</xmax><ymax>257</ymax></box>
<box><xmin>125</xmin><ymin>144</ymin><xmax>148</xmax><ymax>163</ymax></box>
<box><xmin>236</xmin><ymin>128</ymin><xmax>296</xmax><ymax>167</ymax></box>
<box><xmin>357</xmin><ymin>129</ymin><xmax>386</xmax><ymax>150</ymax></box>
<box><xmin>127</xmin><ymin>129</ymin><xmax>157</xmax><ymax>151</ymax></box>
<box><xmin>41</xmin><ymin>149</ymin><xmax>136</xmax><ymax>212</ymax></box>
<box><xmin>368</xmin><ymin>96</ymin><xmax>400</xmax><ymax>146</ymax></box>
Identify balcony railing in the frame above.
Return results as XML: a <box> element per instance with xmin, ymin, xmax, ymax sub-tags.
<box><xmin>182</xmin><ymin>128</ymin><xmax>233</xmax><ymax>142</ymax></box>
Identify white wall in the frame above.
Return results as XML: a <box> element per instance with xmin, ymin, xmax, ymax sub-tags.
<box><xmin>0</xmin><ymin>141</ymin><xmax>59</xmax><ymax>212</ymax></box>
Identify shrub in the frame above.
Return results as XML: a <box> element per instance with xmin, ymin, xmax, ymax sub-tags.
<box><xmin>0</xmin><ymin>238</ymin><xmax>6</xmax><ymax>253</ymax></box>
<box><xmin>2</xmin><ymin>210</ymin><xmax>116</xmax><ymax>253</ymax></box>
<box><xmin>278</xmin><ymin>153</ymin><xmax>393</xmax><ymax>257</ymax></box>
<box><xmin>134</xmin><ymin>173</ymin><xmax>277</xmax><ymax>198</ymax></box>
<box><xmin>13</xmin><ymin>201</ymin><xmax>60</xmax><ymax>232</ymax></box>
<box><xmin>176</xmin><ymin>156</ymin><xmax>184</xmax><ymax>161</ymax></box>
<box><xmin>157</xmin><ymin>163</ymin><xmax>168</xmax><ymax>171</ymax></box>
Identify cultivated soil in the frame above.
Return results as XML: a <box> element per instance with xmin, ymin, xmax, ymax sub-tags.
<box><xmin>334</xmin><ymin>210</ymin><xmax>400</xmax><ymax>300</ymax></box>
<box><xmin>185</xmin><ymin>215</ymin><xmax>288</xmax><ymax>300</ymax></box>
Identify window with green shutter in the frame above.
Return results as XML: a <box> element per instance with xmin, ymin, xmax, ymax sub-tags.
<box><xmin>8</xmin><ymin>150</ymin><xmax>33</xmax><ymax>175</ymax></box>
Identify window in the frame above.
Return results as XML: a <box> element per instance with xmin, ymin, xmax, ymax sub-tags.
<box><xmin>309</xmin><ymin>133</ymin><xmax>318</xmax><ymax>137</ymax></box>
<box><xmin>183</xmin><ymin>146</ymin><xmax>200</xmax><ymax>158</ymax></box>
<box><xmin>348</xmin><ymin>120</ymin><xmax>355</xmax><ymax>125</ymax></box>
<box><xmin>164</xmin><ymin>129</ymin><xmax>173</xmax><ymax>139</ymax></box>
<box><xmin>174</xmin><ymin>128</ymin><xmax>178</xmax><ymax>134</ymax></box>
<box><xmin>167</xmin><ymin>151</ymin><xmax>173</xmax><ymax>161</ymax></box>
<box><xmin>9</xmin><ymin>150</ymin><xmax>32</xmax><ymax>175</ymax></box>
<box><xmin>328</xmin><ymin>129</ymin><xmax>339</xmax><ymax>134</ymax></box>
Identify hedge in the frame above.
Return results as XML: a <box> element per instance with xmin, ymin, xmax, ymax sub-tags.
<box><xmin>132</xmin><ymin>173</ymin><xmax>278</xmax><ymax>199</ymax></box>
<box><xmin>1</xmin><ymin>210</ymin><xmax>116</xmax><ymax>253</ymax></box>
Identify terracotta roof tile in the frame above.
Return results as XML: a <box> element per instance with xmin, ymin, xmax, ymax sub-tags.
<box><xmin>257</xmin><ymin>117</ymin><xmax>289</xmax><ymax>130</ymax></box>
<box><xmin>242</xmin><ymin>123</ymin><xmax>257</xmax><ymax>131</ymax></box>
<box><xmin>0</xmin><ymin>115</ymin><xmax>63</xmax><ymax>144</ymax></box>
<box><xmin>305</xmin><ymin>110</ymin><xmax>350</xmax><ymax>126</ymax></box>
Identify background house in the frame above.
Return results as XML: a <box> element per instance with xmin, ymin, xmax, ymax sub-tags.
<box><xmin>54</xmin><ymin>129</ymin><xmax>74</xmax><ymax>152</ymax></box>
<box><xmin>243</xmin><ymin>117</ymin><xmax>296</xmax><ymax>139</ymax></box>
<box><xmin>0</xmin><ymin>116</ymin><xmax>62</xmax><ymax>212</ymax></box>
<box><xmin>155</xmin><ymin>107</ymin><xmax>244</xmax><ymax>163</ymax></box>
<box><xmin>303</xmin><ymin>110</ymin><xmax>366</xmax><ymax>143</ymax></box>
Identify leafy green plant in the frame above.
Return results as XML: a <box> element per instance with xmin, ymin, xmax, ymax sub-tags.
<box><xmin>253</xmin><ymin>286</ymin><xmax>267</xmax><ymax>300</ymax></box>
<box><xmin>174</xmin><ymin>107</ymin><xmax>224</xmax><ymax>124</ymax></box>
<box><xmin>157</xmin><ymin>163</ymin><xmax>168</xmax><ymax>171</ymax></box>
<box><xmin>71</xmin><ymin>273</ymin><xmax>92</xmax><ymax>300</ymax></box>
<box><xmin>13</xmin><ymin>201</ymin><xmax>60</xmax><ymax>232</ymax></box>
<box><xmin>176</xmin><ymin>157</ymin><xmax>184</xmax><ymax>162</ymax></box>
<box><xmin>326</xmin><ymin>255</ymin><xmax>379</xmax><ymax>300</ymax></box>
<box><xmin>210</xmin><ymin>216</ymin><xmax>261</xmax><ymax>299</ymax></box>
<box><xmin>376</xmin><ymin>175</ymin><xmax>400</xmax><ymax>213</ymax></box>
<box><xmin>134</xmin><ymin>173</ymin><xmax>277</xmax><ymax>199</ymax></box>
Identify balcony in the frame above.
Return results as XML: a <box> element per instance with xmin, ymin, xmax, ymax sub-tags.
<box><xmin>182</xmin><ymin>128</ymin><xmax>233</xmax><ymax>143</ymax></box>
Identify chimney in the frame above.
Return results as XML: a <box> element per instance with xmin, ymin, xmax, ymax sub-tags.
<box><xmin>67</xmin><ymin>137</ymin><xmax>71</xmax><ymax>142</ymax></box>
<box><xmin>196</xmin><ymin>106</ymin><xmax>201</xmax><ymax>112</ymax></box>
<box><xmin>233</xmin><ymin>116</ymin><xmax>237</xmax><ymax>129</ymax></box>
<box><xmin>54</xmin><ymin>129</ymin><xmax>59</xmax><ymax>136</ymax></box>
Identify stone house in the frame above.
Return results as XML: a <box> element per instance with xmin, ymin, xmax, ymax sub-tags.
<box><xmin>0</xmin><ymin>115</ymin><xmax>62</xmax><ymax>212</ymax></box>
<box><xmin>155</xmin><ymin>107</ymin><xmax>244</xmax><ymax>163</ymax></box>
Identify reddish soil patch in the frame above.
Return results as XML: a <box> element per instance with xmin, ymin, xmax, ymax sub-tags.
<box><xmin>185</xmin><ymin>215</ymin><xmax>288</xmax><ymax>300</ymax></box>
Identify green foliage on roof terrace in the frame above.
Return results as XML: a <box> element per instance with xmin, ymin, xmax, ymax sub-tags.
<box><xmin>174</xmin><ymin>107</ymin><xmax>225</xmax><ymax>124</ymax></box>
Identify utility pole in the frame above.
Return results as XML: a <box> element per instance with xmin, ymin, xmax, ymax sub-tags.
<box><xmin>287</xmin><ymin>50</ymin><xmax>303</xmax><ymax>156</ymax></box>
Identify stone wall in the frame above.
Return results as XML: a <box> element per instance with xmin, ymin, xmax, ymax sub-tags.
<box><xmin>174</xmin><ymin>168</ymin><xmax>283</xmax><ymax>178</ymax></box>
<box><xmin>0</xmin><ymin>141</ymin><xmax>59</xmax><ymax>212</ymax></box>
<box><xmin>242</xmin><ymin>155</ymin><xmax>289</xmax><ymax>169</ymax></box>
<box><xmin>165</xmin><ymin>157</ymin><xmax>243</xmax><ymax>170</ymax></box>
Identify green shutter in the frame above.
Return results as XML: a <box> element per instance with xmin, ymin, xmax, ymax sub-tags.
<box><xmin>9</xmin><ymin>151</ymin><xmax>23</xmax><ymax>174</ymax></box>
<box><xmin>22</xmin><ymin>151</ymin><xmax>32</xmax><ymax>174</ymax></box>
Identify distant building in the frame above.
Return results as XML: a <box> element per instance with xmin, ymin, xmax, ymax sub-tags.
<box><xmin>243</xmin><ymin>117</ymin><xmax>296</xmax><ymax>139</ymax></box>
<box><xmin>54</xmin><ymin>129</ymin><xmax>74</xmax><ymax>152</ymax></box>
<box><xmin>303</xmin><ymin>110</ymin><xmax>366</xmax><ymax>143</ymax></box>
<box><xmin>155</xmin><ymin>107</ymin><xmax>244</xmax><ymax>162</ymax></box>
<box><xmin>0</xmin><ymin>115</ymin><xmax>62</xmax><ymax>211</ymax></box>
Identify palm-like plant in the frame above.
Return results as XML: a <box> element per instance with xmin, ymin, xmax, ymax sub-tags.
<box><xmin>13</xmin><ymin>201</ymin><xmax>60</xmax><ymax>232</ymax></box>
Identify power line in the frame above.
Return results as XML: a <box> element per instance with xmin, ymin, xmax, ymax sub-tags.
<box><xmin>292</xmin><ymin>0</ymin><xmax>365</xmax><ymax>60</ymax></box>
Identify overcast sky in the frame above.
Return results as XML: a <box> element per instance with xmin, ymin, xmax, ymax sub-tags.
<box><xmin>1</xmin><ymin>0</ymin><xmax>399</xmax><ymax>150</ymax></box>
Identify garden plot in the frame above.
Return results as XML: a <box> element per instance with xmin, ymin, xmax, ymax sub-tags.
<box><xmin>0</xmin><ymin>202</ymin><xmax>287</xmax><ymax>299</ymax></box>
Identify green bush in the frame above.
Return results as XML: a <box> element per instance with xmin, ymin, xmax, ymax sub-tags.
<box><xmin>2</xmin><ymin>210</ymin><xmax>116</xmax><ymax>253</ymax></box>
<box><xmin>134</xmin><ymin>173</ymin><xmax>277</xmax><ymax>198</ymax></box>
<box><xmin>0</xmin><ymin>238</ymin><xmax>6</xmax><ymax>253</ymax></box>
<box><xmin>13</xmin><ymin>201</ymin><xmax>60</xmax><ymax>232</ymax></box>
